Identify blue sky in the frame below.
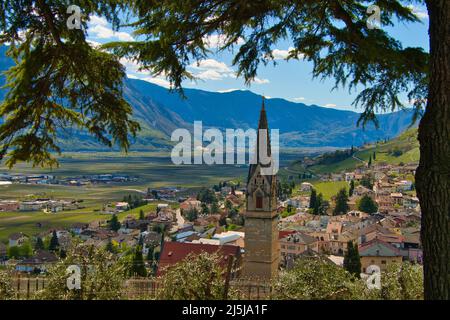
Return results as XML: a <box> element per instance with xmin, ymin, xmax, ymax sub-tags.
<box><xmin>86</xmin><ymin>5</ymin><xmax>429</xmax><ymax>112</ymax></box>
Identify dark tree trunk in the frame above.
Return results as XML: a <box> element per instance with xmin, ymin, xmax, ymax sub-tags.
<box><xmin>416</xmin><ymin>0</ymin><xmax>450</xmax><ymax>300</ymax></box>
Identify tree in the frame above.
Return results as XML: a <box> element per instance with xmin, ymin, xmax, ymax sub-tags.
<box><xmin>333</xmin><ymin>188</ymin><xmax>349</xmax><ymax>215</ymax></box>
<box><xmin>20</xmin><ymin>240</ymin><xmax>33</xmax><ymax>258</ymax></box>
<box><xmin>201</xmin><ymin>202</ymin><xmax>210</xmax><ymax>215</ymax></box>
<box><xmin>0</xmin><ymin>267</ymin><xmax>14</xmax><ymax>300</ymax></box>
<box><xmin>105</xmin><ymin>238</ymin><xmax>115</xmax><ymax>253</ymax></box>
<box><xmin>219</xmin><ymin>215</ymin><xmax>227</xmax><ymax>227</ymax></box>
<box><xmin>36</xmin><ymin>243</ymin><xmax>125</xmax><ymax>300</ymax></box>
<box><xmin>349</xmin><ymin>180</ymin><xmax>355</xmax><ymax>197</ymax></box>
<box><xmin>146</xmin><ymin>245</ymin><xmax>155</xmax><ymax>262</ymax></box>
<box><xmin>129</xmin><ymin>246</ymin><xmax>147</xmax><ymax>277</ymax></box>
<box><xmin>197</xmin><ymin>188</ymin><xmax>217</xmax><ymax>204</ymax></box>
<box><xmin>0</xmin><ymin>2</ymin><xmax>139</xmax><ymax>167</ymax></box>
<box><xmin>139</xmin><ymin>209</ymin><xmax>144</xmax><ymax>220</ymax></box>
<box><xmin>224</xmin><ymin>199</ymin><xmax>233</xmax><ymax>212</ymax></box>
<box><xmin>313</xmin><ymin>193</ymin><xmax>326</xmax><ymax>215</ymax></box>
<box><xmin>373</xmin><ymin>151</ymin><xmax>376</xmax><ymax>160</ymax></box>
<box><xmin>343</xmin><ymin>241</ymin><xmax>361</xmax><ymax>278</ymax></box>
<box><xmin>7</xmin><ymin>246</ymin><xmax>20</xmax><ymax>259</ymax></box>
<box><xmin>380</xmin><ymin>262</ymin><xmax>424</xmax><ymax>300</ymax></box>
<box><xmin>272</xmin><ymin>257</ymin><xmax>368</xmax><ymax>300</ymax></box>
<box><xmin>360</xmin><ymin>174</ymin><xmax>374</xmax><ymax>190</ymax></box>
<box><xmin>49</xmin><ymin>231</ymin><xmax>59</xmax><ymax>252</ymax></box>
<box><xmin>184</xmin><ymin>208</ymin><xmax>198</xmax><ymax>222</ymax></box>
<box><xmin>211</xmin><ymin>201</ymin><xmax>219</xmax><ymax>214</ymax></box>
<box><xmin>156</xmin><ymin>252</ymin><xmax>237</xmax><ymax>299</ymax></box>
<box><xmin>368</xmin><ymin>155</ymin><xmax>372</xmax><ymax>167</ymax></box>
<box><xmin>309</xmin><ymin>189</ymin><xmax>317</xmax><ymax>210</ymax></box>
<box><xmin>35</xmin><ymin>237</ymin><xmax>44</xmax><ymax>250</ymax></box>
<box><xmin>358</xmin><ymin>195</ymin><xmax>378</xmax><ymax>214</ymax></box>
<box><xmin>108</xmin><ymin>214</ymin><xmax>121</xmax><ymax>232</ymax></box>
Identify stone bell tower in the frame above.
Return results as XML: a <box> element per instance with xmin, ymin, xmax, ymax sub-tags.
<box><xmin>242</xmin><ymin>98</ymin><xmax>279</xmax><ymax>280</ymax></box>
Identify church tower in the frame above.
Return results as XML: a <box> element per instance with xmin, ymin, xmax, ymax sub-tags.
<box><xmin>242</xmin><ymin>98</ymin><xmax>279</xmax><ymax>280</ymax></box>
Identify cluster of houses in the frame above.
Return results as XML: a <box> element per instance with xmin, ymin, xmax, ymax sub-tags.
<box><xmin>278</xmin><ymin>211</ymin><xmax>421</xmax><ymax>271</ymax></box>
<box><xmin>0</xmin><ymin>198</ymin><xmax>82</xmax><ymax>213</ymax></box>
<box><xmin>277</xmin><ymin>161</ymin><xmax>421</xmax><ymax>272</ymax></box>
<box><xmin>0</xmin><ymin>172</ymin><xmax>136</xmax><ymax>186</ymax></box>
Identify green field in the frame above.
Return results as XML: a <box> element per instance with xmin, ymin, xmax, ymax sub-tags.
<box><xmin>0</xmin><ymin>202</ymin><xmax>180</xmax><ymax>242</ymax></box>
<box><xmin>312</xmin><ymin>181</ymin><xmax>349</xmax><ymax>200</ymax></box>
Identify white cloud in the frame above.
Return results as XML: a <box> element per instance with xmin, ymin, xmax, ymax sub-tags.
<box><xmin>292</xmin><ymin>97</ymin><xmax>306</xmax><ymax>102</ymax></box>
<box><xmin>189</xmin><ymin>58</ymin><xmax>235</xmax><ymax>81</ymax></box>
<box><xmin>252</xmin><ymin>77</ymin><xmax>270</xmax><ymax>84</ymax></box>
<box><xmin>89</xmin><ymin>15</ymin><xmax>108</xmax><ymax>27</ymax></box>
<box><xmin>121</xmin><ymin>57</ymin><xmax>171</xmax><ymax>87</ymax></box>
<box><xmin>196</xmin><ymin>70</ymin><xmax>225</xmax><ymax>80</ymax></box>
<box><xmin>203</xmin><ymin>34</ymin><xmax>244</xmax><ymax>49</ymax></box>
<box><xmin>190</xmin><ymin>59</ymin><xmax>233</xmax><ymax>73</ymax></box>
<box><xmin>324</xmin><ymin>103</ymin><xmax>337</xmax><ymax>108</ymax></box>
<box><xmin>409</xmin><ymin>5</ymin><xmax>429</xmax><ymax>20</ymax></box>
<box><xmin>269</xmin><ymin>47</ymin><xmax>305</xmax><ymax>61</ymax></box>
<box><xmin>88</xmin><ymin>15</ymin><xmax>134</xmax><ymax>42</ymax></box>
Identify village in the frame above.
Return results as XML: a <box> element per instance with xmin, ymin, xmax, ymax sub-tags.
<box><xmin>0</xmin><ymin>157</ymin><xmax>421</xmax><ymax>281</ymax></box>
<box><xmin>0</xmin><ymin>173</ymin><xmax>137</xmax><ymax>187</ymax></box>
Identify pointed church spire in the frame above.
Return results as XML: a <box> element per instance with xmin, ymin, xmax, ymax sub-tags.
<box><xmin>248</xmin><ymin>97</ymin><xmax>273</xmax><ymax>184</ymax></box>
<box><xmin>258</xmin><ymin>96</ymin><xmax>268</xmax><ymax>130</ymax></box>
<box><xmin>257</xmin><ymin>96</ymin><xmax>271</xmax><ymax>159</ymax></box>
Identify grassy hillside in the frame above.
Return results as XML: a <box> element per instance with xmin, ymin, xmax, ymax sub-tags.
<box><xmin>308</xmin><ymin>127</ymin><xmax>419</xmax><ymax>174</ymax></box>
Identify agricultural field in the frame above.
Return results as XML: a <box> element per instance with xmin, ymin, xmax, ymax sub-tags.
<box><xmin>0</xmin><ymin>202</ymin><xmax>178</xmax><ymax>242</ymax></box>
<box><xmin>291</xmin><ymin>180</ymin><xmax>349</xmax><ymax>201</ymax></box>
<box><xmin>312</xmin><ymin>181</ymin><xmax>349</xmax><ymax>201</ymax></box>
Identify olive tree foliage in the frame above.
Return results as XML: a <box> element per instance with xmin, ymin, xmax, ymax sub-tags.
<box><xmin>380</xmin><ymin>262</ymin><xmax>424</xmax><ymax>300</ymax></box>
<box><xmin>156</xmin><ymin>252</ymin><xmax>237</xmax><ymax>300</ymax></box>
<box><xmin>35</xmin><ymin>243</ymin><xmax>125</xmax><ymax>300</ymax></box>
<box><xmin>272</xmin><ymin>257</ymin><xmax>423</xmax><ymax>300</ymax></box>
<box><xmin>0</xmin><ymin>267</ymin><xmax>15</xmax><ymax>300</ymax></box>
<box><xmin>0</xmin><ymin>1</ymin><xmax>139</xmax><ymax>167</ymax></box>
<box><xmin>271</xmin><ymin>257</ymin><xmax>371</xmax><ymax>300</ymax></box>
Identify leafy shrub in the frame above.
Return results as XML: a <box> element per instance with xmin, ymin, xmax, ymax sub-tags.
<box><xmin>35</xmin><ymin>243</ymin><xmax>125</xmax><ymax>300</ymax></box>
<box><xmin>0</xmin><ymin>268</ymin><xmax>15</xmax><ymax>300</ymax></box>
<box><xmin>271</xmin><ymin>257</ymin><xmax>369</xmax><ymax>300</ymax></box>
<box><xmin>157</xmin><ymin>252</ymin><xmax>237</xmax><ymax>300</ymax></box>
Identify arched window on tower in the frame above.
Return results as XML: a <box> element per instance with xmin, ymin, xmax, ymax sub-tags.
<box><xmin>256</xmin><ymin>194</ymin><xmax>263</xmax><ymax>209</ymax></box>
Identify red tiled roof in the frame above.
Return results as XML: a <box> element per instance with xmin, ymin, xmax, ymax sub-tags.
<box><xmin>157</xmin><ymin>242</ymin><xmax>240</xmax><ymax>276</ymax></box>
<box><xmin>279</xmin><ymin>230</ymin><xmax>296</xmax><ymax>239</ymax></box>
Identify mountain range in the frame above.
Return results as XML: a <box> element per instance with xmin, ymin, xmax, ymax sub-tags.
<box><xmin>0</xmin><ymin>46</ymin><xmax>416</xmax><ymax>151</ymax></box>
